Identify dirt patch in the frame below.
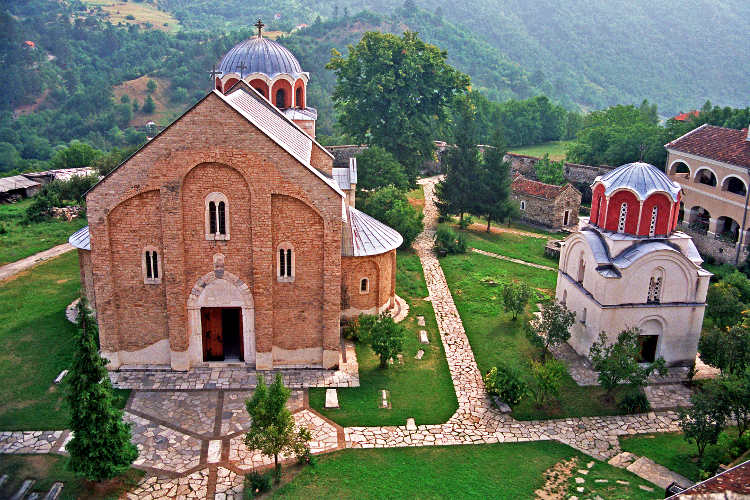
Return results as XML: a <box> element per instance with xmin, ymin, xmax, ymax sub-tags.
<box><xmin>113</xmin><ymin>75</ymin><xmax>174</xmax><ymax>127</ymax></box>
<box><xmin>55</xmin><ymin>279</ymin><xmax>69</xmax><ymax>284</ymax></box>
<box><xmin>535</xmin><ymin>457</ymin><xmax>579</xmax><ymax>500</ymax></box>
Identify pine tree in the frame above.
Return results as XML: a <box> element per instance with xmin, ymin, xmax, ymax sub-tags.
<box><xmin>477</xmin><ymin>131</ymin><xmax>515</xmax><ymax>231</ymax></box>
<box><xmin>66</xmin><ymin>300</ymin><xmax>138</xmax><ymax>481</ymax></box>
<box><xmin>245</xmin><ymin>374</ymin><xmax>311</xmax><ymax>483</ymax></box>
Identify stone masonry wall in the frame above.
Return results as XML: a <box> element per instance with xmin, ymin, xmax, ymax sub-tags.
<box><xmin>512</xmin><ymin>187</ymin><xmax>581</xmax><ymax>230</ymax></box>
<box><xmin>341</xmin><ymin>250</ymin><xmax>396</xmax><ymax>318</ymax></box>
<box><xmin>86</xmin><ymin>93</ymin><xmax>342</xmax><ymax>369</ymax></box>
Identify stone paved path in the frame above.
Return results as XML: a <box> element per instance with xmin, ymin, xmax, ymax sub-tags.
<box><xmin>471</xmin><ymin>247</ymin><xmax>557</xmax><ymax>271</ymax></box>
<box><xmin>0</xmin><ymin>242</ymin><xmax>74</xmax><ymax>282</ymax></box>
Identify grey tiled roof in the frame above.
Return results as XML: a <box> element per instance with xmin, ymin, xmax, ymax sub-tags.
<box><xmin>218</xmin><ymin>37</ymin><xmax>306</xmax><ymax>79</ymax></box>
<box><xmin>332</xmin><ymin>158</ymin><xmax>358</xmax><ymax>191</ymax></box>
<box><xmin>342</xmin><ymin>207</ymin><xmax>403</xmax><ymax>257</ymax></box>
<box><xmin>0</xmin><ymin>175</ymin><xmax>39</xmax><ymax>193</ymax></box>
<box><xmin>69</xmin><ymin>225</ymin><xmax>90</xmax><ymax>250</ymax></box>
<box><xmin>596</xmin><ymin>162</ymin><xmax>681</xmax><ymax>202</ymax></box>
<box><xmin>281</xmin><ymin>107</ymin><xmax>317</xmax><ymax>121</ymax></box>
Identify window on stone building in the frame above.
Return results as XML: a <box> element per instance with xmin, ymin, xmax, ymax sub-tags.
<box><xmin>276</xmin><ymin>89</ymin><xmax>286</xmax><ymax>108</ymax></box>
<box><xmin>581</xmin><ymin>307</ymin><xmax>587</xmax><ymax>325</ymax></box>
<box><xmin>577</xmin><ymin>257</ymin><xmax>585</xmax><ymax>284</ymax></box>
<box><xmin>618</xmin><ymin>202</ymin><xmax>628</xmax><ymax>233</ymax></box>
<box><xmin>143</xmin><ymin>247</ymin><xmax>161</xmax><ymax>284</ymax></box>
<box><xmin>520</xmin><ymin>200</ymin><xmax>526</xmax><ymax>211</ymax></box>
<box><xmin>277</xmin><ymin>244</ymin><xmax>294</xmax><ymax>282</ymax></box>
<box><xmin>205</xmin><ymin>193</ymin><xmax>229</xmax><ymax>240</ymax></box>
<box><xmin>360</xmin><ymin>278</ymin><xmax>369</xmax><ymax>294</ymax></box>
<box><xmin>649</xmin><ymin>206</ymin><xmax>658</xmax><ymax>237</ymax></box>
<box><xmin>562</xmin><ymin>290</ymin><xmax>567</xmax><ymax>305</ymax></box>
<box><xmin>647</xmin><ymin>272</ymin><xmax>663</xmax><ymax>304</ymax></box>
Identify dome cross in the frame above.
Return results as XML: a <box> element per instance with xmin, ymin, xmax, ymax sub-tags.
<box><xmin>254</xmin><ymin>18</ymin><xmax>265</xmax><ymax>38</ymax></box>
<box><xmin>237</xmin><ymin>60</ymin><xmax>247</xmax><ymax>78</ymax></box>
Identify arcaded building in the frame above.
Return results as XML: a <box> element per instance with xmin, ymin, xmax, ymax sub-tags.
<box><xmin>70</xmin><ymin>28</ymin><xmax>401</xmax><ymax>371</ymax></box>
<box><xmin>556</xmin><ymin>162</ymin><xmax>711</xmax><ymax>367</ymax></box>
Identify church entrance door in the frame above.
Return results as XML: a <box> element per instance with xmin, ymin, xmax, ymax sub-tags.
<box><xmin>201</xmin><ymin>307</ymin><xmax>244</xmax><ymax>362</ymax></box>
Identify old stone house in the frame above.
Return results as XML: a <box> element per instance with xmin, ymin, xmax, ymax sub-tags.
<box><xmin>69</xmin><ymin>30</ymin><xmax>402</xmax><ymax>372</ymax></box>
<box><xmin>556</xmin><ymin>162</ymin><xmax>710</xmax><ymax>367</ymax></box>
<box><xmin>511</xmin><ymin>174</ymin><xmax>581</xmax><ymax>230</ymax></box>
<box><xmin>665</xmin><ymin>124</ymin><xmax>750</xmax><ymax>263</ymax></box>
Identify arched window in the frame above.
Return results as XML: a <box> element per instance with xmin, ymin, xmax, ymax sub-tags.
<box><xmin>276</xmin><ymin>89</ymin><xmax>286</xmax><ymax>108</ymax></box>
<box><xmin>143</xmin><ymin>247</ymin><xmax>161</xmax><ymax>284</ymax></box>
<box><xmin>205</xmin><ymin>193</ymin><xmax>229</xmax><ymax>240</ymax></box>
<box><xmin>577</xmin><ymin>257</ymin><xmax>585</xmax><ymax>284</ymax></box>
<box><xmin>561</xmin><ymin>290</ymin><xmax>567</xmax><ymax>306</ymax></box>
<box><xmin>649</xmin><ymin>206</ymin><xmax>658</xmax><ymax>237</ymax></box>
<box><xmin>647</xmin><ymin>270</ymin><xmax>664</xmax><ymax>304</ymax></box>
<box><xmin>520</xmin><ymin>200</ymin><xmax>526</xmax><ymax>211</ymax></box>
<box><xmin>581</xmin><ymin>307</ymin><xmax>587</xmax><ymax>325</ymax></box>
<box><xmin>597</xmin><ymin>196</ymin><xmax>604</xmax><ymax>226</ymax></box>
<box><xmin>277</xmin><ymin>243</ymin><xmax>295</xmax><ymax>282</ymax></box>
<box><xmin>617</xmin><ymin>202</ymin><xmax>628</xmax><ymax>233</ymax></box>
<box><xmin>360</xmin><ymin>278</ymin><xmax>370</xmax><ymax>294</ymax></box>
<box><xmin>295</xmin><ymin>87</ymin><xmax>302</xmax><ymax>108</ymax></box>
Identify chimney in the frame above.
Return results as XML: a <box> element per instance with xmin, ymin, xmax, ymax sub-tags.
<box><xmin>347</xmin><ymin>157</ymin><xmax>357</xmax><ymax>207</ymax></box>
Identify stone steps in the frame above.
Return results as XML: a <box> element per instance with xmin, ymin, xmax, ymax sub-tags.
<box><xmin>2</xmin><ymin>476</ymin><xmax>63</xmax><ymax>500</ymax></box>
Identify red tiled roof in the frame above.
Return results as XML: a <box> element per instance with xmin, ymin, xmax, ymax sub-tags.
<box><xmin>666</xmin><ymin>124</ymin><xmax>750</xmax><ymax>168</ymax></box>
<box><xmin>673</xmin><ymin>460</ymin><xmax>750</xmax><ymax>497</ymax></box>
<box><xmin>511</xmin><ymin>175</ymin><xmax>568</xmax><ymax>200</ymax></box>
<box><xmin>673</xmin><ymin>110</ymin><xmax>700</xmax><ymax>122</ymax></box>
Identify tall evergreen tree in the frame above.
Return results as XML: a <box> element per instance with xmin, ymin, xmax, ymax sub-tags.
<box><xmin>477</xmin><ymin>131</ymin><xmax>515</xmax><ymax>231</ymax></box>
<box><xmin>66</xmin><ymin>300</ymin><xmax>138</xmax><ymax>481</ymax></box>
<box><xmin>435</xmin><ymin>96</ymin><xmax>483</xmax><ymax>221</ymax></box>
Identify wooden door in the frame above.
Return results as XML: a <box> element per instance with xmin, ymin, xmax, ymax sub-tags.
<box><xmin>201</xmin><ymin>308</ymin><xmax>224</xmax><ymax>361</ymax></box>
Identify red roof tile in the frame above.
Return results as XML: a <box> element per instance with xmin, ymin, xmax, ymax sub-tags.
<box><xmin>673</xmin><ymin>460</ymin><xmax>750</xmax><ymax>497</ymax></box>
<box><xmin>673</xmin><ymin>110</ymin><xmax>700</xmax><ymax>122</ymax></box>
<box><xmin>511</xmin><ymin>175</ymin><xmax>568</xmax><ymax>200</ymax></box>
<box><xmin>666</xmin><ymin>124</ymin><xmax>750</xmax><ymax>168</ymax></box>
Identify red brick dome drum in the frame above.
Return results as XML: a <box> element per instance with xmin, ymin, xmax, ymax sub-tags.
<box><xmin>589</xmin><ymin>162</ymin><xmax>682</xmax><ymax>237</ymax></box>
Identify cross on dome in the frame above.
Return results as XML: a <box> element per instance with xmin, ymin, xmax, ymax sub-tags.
<box><xmin>254</xmin><ymin>18</ymin><xmax>265</xmax><ymax>38</ymax></box>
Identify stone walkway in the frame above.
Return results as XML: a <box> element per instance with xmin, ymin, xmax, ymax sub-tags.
<box><xmin>471</xmin><ymin>247</ymin><xmax>557</xmax><ymax>271</ymax></box>
<box><xmin>0</xmin><ymin>242</ymin><xmax>74</xmax><ymax>282</ymax></box>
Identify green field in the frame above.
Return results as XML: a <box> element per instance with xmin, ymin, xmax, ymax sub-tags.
<box><xmin>509</xmin><ymin>141</ymin><xmax>572</xmax><ymax>162</ymax></box>
<box><xmin>0</xmin><ymin>252</ymin><xmax>128</xmax><ymax>430</ymax></box>
<box><xmin>309</xmin><ymin>250</ymin><xmax>458</xmax><ymax>426</ymax></box>
<box><xmin>440</xmin><ymin>253</ymin><xmax>628</xmax><ymax>420</ymax></box>
<box><xmin>273</xmin><ymin>442</ymin><xmax>657</xmax><ymax>499</ymax></box>
<box><xmin>0</xmin><ymin>199</ymin><xmax>86</xmax><ymax>265</ymax></box>
<box><xmin>447</xmin><ymin>223</ymin><xmax>560</xmax><ymax>267</ymax></box>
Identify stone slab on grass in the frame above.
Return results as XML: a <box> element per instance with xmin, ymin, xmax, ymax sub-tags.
<box><xmin>379</xmin><ymin>390</ymin><xmax>391</xmax><ymax>409</ymax></box>
<box><xmin>324</xmin><ymin>388</ymin><xmax>339</xmax><ymax>409</ymax></box>
<box><xmin>419</xmin><ymin>330</ymin><xmax>429</xmax><ymax>344</ymax></box>
<box><xmin>626</xmin><ymin>456</ymin><xmax>692</xmax><ymax>490</ymax></box>
<box><xmin>53</xmin><ymin>370</ymin><xmax>68</xmax><ymax>385</ymax></box>
<box><xmin>406</xmin><ymin>418</ymin><xmax>417</xmax><ymax>431</ymax></box>
<box><xmin>417</xmin><ymin>316</ymin><xmax>425</xmax><ymax>327</ymax></box>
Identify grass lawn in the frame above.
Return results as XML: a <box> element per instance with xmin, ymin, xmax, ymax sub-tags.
<box><xmin>0</xmin><ymin>454</ymin><xmax>144</xmax><ymax>500</ymax></box>
<box><xmin>447</xmin><ymin>223</ymin><xmax>559</xmax><ymax>267</ymax></box>
<box><xmin>620</xmin><ymin>429</ymin><xmax>745</xmax><ymax>482</ymax></box>
<box><xmin>509</xmin><ymin>140</ymin><xmax>572</xmax><ymax>162</ymax></box>
<box><xmin>0</xmin><ymin>199</ymin><xmax>86</xmax><ymax>265</ymax></box>
<box><xmin>273</xmin><ymin>442</ymin><xmax>657</xmax><ymax>499</ymax></box>
<box><xmin>83</xmin><ymin>0</ymin><xmax>180</xmax><ymax>32</ymax></box>
<box><xmin>441</xmin><ymin>253</ymin><xmax>626</xmax><ymax>420</ymax></box>
<box><xmin>309</xmin><ymin>250</ymin><xmax>458</xmax><ymax>427</ymax></box>
<box><xmin>406</xmin><ymin>187</ymin><xmax>425</xmax><ymax>215</ymax></box>
<box><xmin>0</xmin><ymin>252</ymin><xmax>128</xmax><ymax>430</ymax></box>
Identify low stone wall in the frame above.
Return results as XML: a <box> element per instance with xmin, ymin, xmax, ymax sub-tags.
<box><xmin>503</xmin><ymin>152</ymin><xmax>614</xmax><ymax>187</ymax></box>
<box><xmin>679</xmin><ymin>223</ymin><xmax>750</xmax><ymax>264</ymax></box>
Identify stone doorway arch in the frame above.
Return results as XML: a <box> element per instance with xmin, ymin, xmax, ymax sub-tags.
<box><xmin>187</xmin><ymin>269</ymin><xmax>255</xmax><ymax>366</ymax></box>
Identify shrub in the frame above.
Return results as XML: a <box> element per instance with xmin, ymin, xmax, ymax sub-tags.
<box><xmin>618</xmin><ymin>387</ymin><xmax>650</xmax><ymax>413</ymax></box>
<box><xmin>358</xmin><ymin>186</ymin><xmax>423</xmax><ymax>248</ymax></box>
<box><xmin>244</xmin><ymin>471</ymin><xmax>272</xmax><ymax>497</ymax></box>
<box><xmin>355</xmin><ymin>146</ymin><xmax>408</xmax><ymax>191</ymax></box>
<box><xmin>457</xmin><ymin>215</ymin><xmax>473</xmax><ymax>230</ymax></box>
<box><xmin>529</xmin><ymin>359</ymin><xmax>565</xmax><ymax>407</ymax></box>
<box><xmin>0</xmin><ymin>223</ymin><xmax>6</xmax><ymax>235</ymax></box>
<box><xmin>358</xmin><ymin>313</ymin><xmax>406</xmax><ymax>369</ymax></box>
<box><xmin>484</xmin><ymin>364</ymin><xmax>527</xmax><ymax>405</ymax></box>
<box><xmin>342</xmin><ymin>317</ymin><xmax>361</xmax><ymax>341</ymax></box>
<box><xmin>501</xmin><ymin>281</ymin><xmax>532</xmax><ymax>320</ymax></box>
<box><xmin>434</xmin><ymin>226</ymin><xmax>466</xmax><ymax>255</ymax></box>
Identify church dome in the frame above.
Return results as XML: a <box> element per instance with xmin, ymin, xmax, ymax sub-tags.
<box><xmin>218</xmin><ymin>36</ymin><xmax>305</xmax><ymax>79</ymax></box>
<box><xmin>596</xmin><ymin>162</ymin><xmax>681</xmax><ymax>202</ymax></box>
<box><xmin>590</xmin><ymin>162</ymin><xmax>683</xmax><ymax>237</ymax></box>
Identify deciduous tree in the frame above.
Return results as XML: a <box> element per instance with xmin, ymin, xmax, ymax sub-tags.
<box><xmin>529</xmin><ymin>301</ymin><xmax>576</xmax><ymax>359</ymax></box>
<box><xmin>501</xmin><ymin>281</ymin><xmax>532</xmax><ymax>320</ymax></box>
<box><xmin>358</xmin><ymin>313</ymin><xmax>406</xmax><ymax>369</ymax></box>
<box><xmin>679</xmin><ymin>391</ymin><xmax>727</xmax><ymax>458</ymax></box>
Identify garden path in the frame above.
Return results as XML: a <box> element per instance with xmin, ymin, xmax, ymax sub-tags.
<box><xmin>471</xmin><ymin>247</ymin><xmax>557</xmax><ymax>271</ymax></box>
<box><xmin>0</xmin><ymin>242</ymin><xmax>73</xmax><ymax>282</ymax></box>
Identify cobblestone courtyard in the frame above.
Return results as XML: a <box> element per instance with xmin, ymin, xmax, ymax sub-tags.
<box><xmin>0</xmin><ymin>176</ymin><xmax>695</xmax><ymax>498</ymax></box>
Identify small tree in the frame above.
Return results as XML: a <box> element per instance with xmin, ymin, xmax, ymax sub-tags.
<box><xmin>699</xmin><ymin>324</ymin><xmax>750</xmax><ymax>374</ymax></box>
<box><xmin>146</xmin><ymin>79</ymin><xmax>157</xmax><ymax>93</ymax></box>
<box><xmin>705</xmin><ymin>282</ymin><xmax>744</xmax><ymax>330</ymax></box>
<box><xmin>534</xmin><ymin>154</ymin><xmax>566</xmax><ymax>185</ymax></box>
<box><xmin>679</xmin><ymin>391</ymin><xmax>727</xmax><ymax>458</ymax></box>
<box><xmin>359</xmin><ymin>313</ymin><xmax>406</xmax><ymax>368</ymax></box>
<box><xmin>501</xmin><ymin>281</ymin><xmax>532</xmax><ymax>320</ymax></box>
<box><xmin>66</xmin><ymin>300</ymin><xmax>138</xmax><ymax>481</ymax></box>
<box><xmin>713</xmin><ymin>369</ymin><xmax>750</xmax><ymax>438</ymax></box>
<box><xmin>589</xmin><ymin>328</ymin><xmax>666</xmax><ymax>400</ymax></box>
<box><xmin>529</xmin><ymin>359</ymin><xmax>566</xmax><ymax>407</ymax></box>
<box><xmin>142</xmin><ymin>95</ymin><xmax>156</xmax><ymax>114</ymax></box>
<box><xmin>484</xmin><ymin>364</ymin><xmax>527</xmax><ymax>405</ymax></box>
<box><xmin>529</xmin><ymin>301</ymin><xmax>576</xmax><ymax>359</ymax></box>
<box><xmin>355</xmin><ymin>146</ymin><xmax>409</xmax><ymax>191</ymax></box>
<box><xmin>245</xmin><ymin>373</ymin><xmax>311</xmax><ymax>483</ymax></box>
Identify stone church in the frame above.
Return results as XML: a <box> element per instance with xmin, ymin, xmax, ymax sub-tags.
<box><xmin>555</xmin><ymin>162</ymin><xmax>711</xmax><ymax>367</ymax></box>
<box><xmin>69</xmin><ymin>26</ymin><xmax>402</xmax><ymax>371</ymax></box>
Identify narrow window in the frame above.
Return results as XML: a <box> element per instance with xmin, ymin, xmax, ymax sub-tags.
<box><xmin>209</xmin><ymin>201</ymin><xmax>217</xmax><ymax>234</ymax></box>
<box><xmin>520</xmin><ymin>200</ymin><xmax>526</xmax><ymax>211</ymax></box>
<box><xmin>286</xmin><ymin>249</ymin><xmax>292</xmax><ymax>277</ymax></box>
<box><xmin>218</xmin><ymin>201</ymin><xmax>226</xmax><ymax>235</ymax></box>
<box><xmin>647</xmin><ymin>276</ymin><xmax>663</xmax><ymax>304</ymax></box>
<box><xmin>295</xmin><ymin>87</ymin><xmax>302</xmax><ymax>107</ymax></box>
<box><xmin>279</xmin><ymin>249</ymin><xmax>286</xmax><ymax>277</ymax></box>
<box><xmin>581</xmin><ymin>308</ymin><xmax>587</xmax><ymax>325</ymax></box>
<box><xmin>577</xmin><ymin>257</ymin><xmax>585</xmax><ymax>284</ymax></box>
<box><xmin>145</xmin><ymin>250</ymin><xmax>153</xmax><ymax>279</ymax></box>
<box><xmin>649</xmin><ymin>206</ymin><xmax>658</xmax><ymax>237</ymax></box>
<box><xmin>277</xmin><ymin>245</ymin><xmax>295</xmax><ymax>281</ymax></box>
<box><xmin>152</xmin><ymin>251</ymin><xmax>159</xmax><ymax>279</ymax></box>
<box><xmin>561</xmin><ymin>290</ymin><xmax>567</xmax><ymax>305</ymax></box>
<box><xmin>360</xmin><ymin>278</ymin><xmax>369</xmax><ymax>293</ymax></box>
<box><xmin>276</xmin><ymin>89</ymin><xmax>286</xmax><ymax>108</ymax></box>
<box><xmin>618</xmin><ymin>202</ymin><xmax>628</xmax><ymax>233</ymax></box>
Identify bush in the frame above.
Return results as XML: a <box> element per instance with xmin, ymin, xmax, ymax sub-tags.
<box><xmin>457</xmin><ymin>215</ymin><xmax>473</xmax><ymax>230</ymax></box>
<box><xmin>358</xmin><ymin>313</ymin><xmax>406</xmax><ymax>369</ymax></box>
<box><xmin>501</xmin><ymin>281</ymin><xmax>532</xmax><ymax>320</ymax></box>
<box><xmin>357</xmin><ymin>186</ymin><xmax>424</xmax><ymax>248</ymax></box>
<box><xmin>618</xmin><ymin>387</ymin><xmax>650</xmax><ymax>413</ymax></box>
<box><xmin>244</xmin><ymin>471</ymin><xmax>271</xmax><ymax>498</ymax></box>
<box><xmin>434</xmin><ymin>226</ymin><xmax>466</xmax><ymax>255</ymax></box>
<box><xmin>484</xmin><ymin>364</ymin><xmax>527</xmax><ymax>405</ymax></box>
<box><xmin>342</xmin><ymin>317</ymin><xmax>363</xmax><ymax>341</ymax></box>
<box><xmin>529</xmin><ymin>359</ymin><xmax>565</xmax><ymax>407</ymax></box>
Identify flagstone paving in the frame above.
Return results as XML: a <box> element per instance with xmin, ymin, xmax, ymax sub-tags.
<box><xmin>0</xmin><ymin>176</ymin><xmax>695</xmax><ymax>498</ymax></box>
